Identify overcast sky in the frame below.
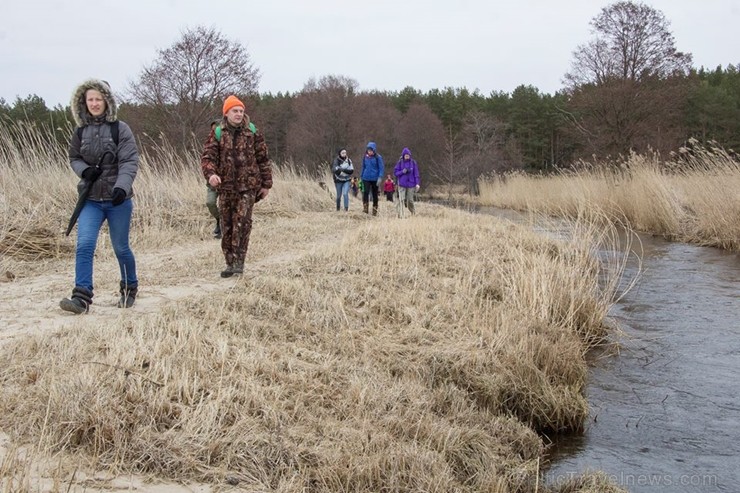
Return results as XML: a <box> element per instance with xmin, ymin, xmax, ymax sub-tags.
<box><xmin>1</xmin><ymin>0</ymin><xmax>738</xmax><ymax>108</ymax></box>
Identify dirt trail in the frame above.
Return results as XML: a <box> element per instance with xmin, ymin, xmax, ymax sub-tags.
<box><xmin>0</xmin><ymin>229</ymin><xmax>339</xmax><ymax>348</ymax></box>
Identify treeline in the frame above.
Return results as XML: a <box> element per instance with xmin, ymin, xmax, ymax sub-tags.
<box><xmin>2</xmin><ymin>65</ymin><xmax>739</xmax><ymax>187</ymax></box>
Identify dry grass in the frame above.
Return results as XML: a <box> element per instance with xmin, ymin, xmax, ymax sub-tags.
<box><xmin>0</xmin><ymin>126</ymin><xmax>631</xmax><ymax>492</ymax></box>
<box><xmin>478</xmin><ymin>145</ymin><xmax>740</xmax><ymax>251</ymax></box>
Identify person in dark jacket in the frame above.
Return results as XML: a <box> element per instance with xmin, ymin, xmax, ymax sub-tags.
<box><xmin>206</xmin><ymin>119</ymin><xmax>221</xmax><ymax>238</ymax></box>
<box><xmin>332</xmin><ymin>148</ymin><xmax>354</xmax><ymax>211</ymax></box>
<box><xmin>201</xmin><ymin>95</ymin><xmax>273</xmax><ymax>278</ymax></box>
<box><xmin>60</xmin><ymin>79</ymin><xmax>140</xmax><ymax>314</ymax></box>
<box><xmin>393</xmin><ymin>147</ymin><xmax>421</xmax><ymax>215</ymax></box>
<box><xmin>360</xmin><ymin>141</ymin><xmax>384</xmax><ymax>216</ymax></box>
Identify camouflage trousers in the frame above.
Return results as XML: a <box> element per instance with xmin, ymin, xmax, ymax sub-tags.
<box><xmin>218</xmin><ymin>191</ymin><xmax>256</xmax><ymax>267</ymax></box>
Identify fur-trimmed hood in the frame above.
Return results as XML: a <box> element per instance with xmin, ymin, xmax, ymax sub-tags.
<box><xmin>70</xmin><ymin>79</ymin><xmax>118</xmax><ymax>126</ymax></box>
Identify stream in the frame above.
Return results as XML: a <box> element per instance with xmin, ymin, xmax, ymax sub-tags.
<box><xmin>472</xmin><ymin>205</ymin><xmax>740</xmax><ymax>492</ymax></box>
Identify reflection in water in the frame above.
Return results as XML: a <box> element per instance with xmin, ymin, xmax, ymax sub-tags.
<box><xmin>472</xmin><ymin>205</ymin><xmax>740</xmax><ymax>493</ymax></box>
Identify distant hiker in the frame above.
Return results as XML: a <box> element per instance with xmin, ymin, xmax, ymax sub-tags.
<box><xmin>394</xmin><ymin>147</ymin><xmax>421</xmax><ymax>216</ymax></box>
<box><xmin>360</xmin><ymin>141</ymin><xmax>384</xmax><ymax>216</ymax></box>
<box><xmin>383</xmin><ymin>175</ymin><xmax>395</xmax><ymax>202</ymax></box>
<box><xmin>332</xmin><ymin>148</ymin><xmax>354</xmax><ymax>211</ymax></box>
<box><xmin>350</xmin><ymin>177</ymin><xmax>359</xmax><ymax>198</ymax></box>
<box><xmin>60</xmin><ymin>79</ymin><xmax>140</xmax><ymax>314</ymax></box>
<box><xmin>206</xmin><ymin>119</ymin><xmax>221</xmax><ymax>239</ymax></box>
<box><xmin>201</xmin><ymin>95</ymin><xmax>273</xmax><ymax>278</ymax></box>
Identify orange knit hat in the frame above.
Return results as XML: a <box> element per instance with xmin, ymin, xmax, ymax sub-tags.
<box><xmin>222</xmin><ymin>95</ymin><xmax>245</xmax><ymax>115</ymax></box>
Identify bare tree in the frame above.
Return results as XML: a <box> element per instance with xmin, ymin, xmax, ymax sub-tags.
<box><xmin>349</xmin><ymin>92</ymin><xmax>401</xmax><ymax>162</ymax></box>
<box><xmin>458</xmin><ymin>111</ymin><xmax>512</xmax><ymax>193</ymax></box>
<box><xmin>127</xmin><ymin>26</ymin><xmax>260</xmax><ymax>147</ymax></box>
<box><xmin>396</xmin><ymin>102</ymin><xmax>446</xmax><ymax>178</ymax></box>
<box><xmin>564</xmin><ymin>1</ymin><xmax>691</xmax><ymax>87</ymax></box>
<box><xmin>562</xmin><ymin>1</ymin><xmax>692</xmax><ymax>157</ymax></box>
<box><xmin>287</xmin><ymin>75</ymin><xmax>358</xmax><ymax>171</ymax></box>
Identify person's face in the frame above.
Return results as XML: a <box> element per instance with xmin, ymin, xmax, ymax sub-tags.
<box><xmin>340</xmin><ymin>150</ymin><xmax>347</xmax><ymax>158</ymax></box>
<box><xmin>367</xmin><ymin>148</ymin><xmax>375</xmax><ymax>156</ymax></box>
<box><xmin>226</xmin><ymin>106</ymin><xmax>245</xmax><ymax>125</ymax></box>
<box><xmin>85</xmin><ymin>89</ymin><xmax>106</xmax><ymax>117</ymax></box>
<box><xmin>404</xmin><ymin>153</ymin><xmax>410</xmax><ymax>160</ymax></box>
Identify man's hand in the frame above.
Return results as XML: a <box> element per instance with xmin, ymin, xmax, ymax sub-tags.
<box><xmin>208</xmin><ymin>175</ymin><xmax>221</xmax><ymax>188</ymax></box>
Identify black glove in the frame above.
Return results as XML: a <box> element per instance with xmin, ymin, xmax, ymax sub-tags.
<box><xmin>111</xmin><ymin>187</ymin><xmax>126</xmax><ymax>206</ymax></box>
<box><xmin>403</xmin><ymin>168</ymin><xmax>409</xmax><ymax>174</ymax></box>
<box><xmin>82</xmin><ymin>167</ymin><xmax>101</xmax><ymax>181</ymax></box>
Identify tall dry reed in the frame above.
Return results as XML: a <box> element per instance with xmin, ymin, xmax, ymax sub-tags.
<box><xmin>478</xmin><ymin>146</ymin><xmax>740</xmax><ymax>250</ymax></box>
<box><xmin>0</xmin><ymin>124</ymin><xmax>331</xmax><ymax>275</ymax></box>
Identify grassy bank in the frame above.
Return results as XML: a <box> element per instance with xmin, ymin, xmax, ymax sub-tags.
<box><xmin>477</xmin><ymin>144</ymin><xmax>740</xmax><ymax>251</ymax></box>
<box><xmin>1</xmin><ymin>127</ymin><xmax>629</xmax><ymax>492</ymax></box>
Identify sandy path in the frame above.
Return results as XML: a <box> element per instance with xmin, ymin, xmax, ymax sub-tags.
<box><xmin>0</xmin><ymin>228</ymin><xmax>339</xmax><ymax>347</ymax></box>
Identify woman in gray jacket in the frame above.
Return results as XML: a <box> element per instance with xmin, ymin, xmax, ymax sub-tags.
<box><xmin>60</xmin><ymin>79</ymin><xmax>140</xmax><ymax>314</ymax></box>
<box><xmin>332</xmin><ymin>148</ymin><xmax>354</xmax><ymax>211</ymax></box>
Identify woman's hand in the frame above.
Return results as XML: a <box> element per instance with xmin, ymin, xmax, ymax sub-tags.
<box><xmin>208</xmin><ymin>175</ymin><xmax>221</xmax><ymax>188</ymax></box>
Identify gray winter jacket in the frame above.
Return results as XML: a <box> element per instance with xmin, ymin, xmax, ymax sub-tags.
<box><xmin>69</xmin><ymin>79</ymin><xmax>138</xmax><ymax>201</ymax></box>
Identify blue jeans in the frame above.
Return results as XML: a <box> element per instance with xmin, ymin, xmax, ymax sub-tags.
<box><xmin>335</xmin><ymin>181</ymin><xmax>350</xmax><ymax>210</ymax></box>
<box><xmin>75</xmin><ymin>198</ymin><xmax>137</xmax><ymax>292</ymax></box>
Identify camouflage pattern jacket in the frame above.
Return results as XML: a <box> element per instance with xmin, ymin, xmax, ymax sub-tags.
<box><xmin>200</xmin><ymin>118</ymin><xmax>272</xmax><ymax>194</ymax></box>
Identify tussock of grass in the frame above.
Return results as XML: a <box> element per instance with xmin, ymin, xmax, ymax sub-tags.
<box><xmin>478</xmin><ymin>145</ymin><xmax>740</xmax><ymax>250</ymax></box>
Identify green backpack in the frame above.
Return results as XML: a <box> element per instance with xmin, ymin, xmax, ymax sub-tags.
<box><xmin>214</xmin><ymin>122</ymin><xmax>257</xmax><ymax>141</ymax></box>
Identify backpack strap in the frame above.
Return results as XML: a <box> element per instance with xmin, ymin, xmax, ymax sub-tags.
<box><xmin>110</xmin><ymin>121</ymin><xmax>119</xmax><ymax>146</ymax></box>
<box><xmin>75</xmin><ymin>121</ymin><xmax>120</xmax><ymax>146</ymax></box>
<box><xmin>214</xmin><ymin>122</ymin><xmax>257</xmax><ymax>142</ymax></box>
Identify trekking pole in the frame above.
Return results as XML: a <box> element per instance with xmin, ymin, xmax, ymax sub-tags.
<box><xmin>397</xmin><ymin>183</ymin><xmax>406</xmax><ymax>219</ymax></box>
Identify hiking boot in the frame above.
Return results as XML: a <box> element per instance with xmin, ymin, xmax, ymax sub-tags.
<box><xmin>118</xmin><ymin>281</ymin><xmax>138</xmax><ymax>309</ymax></box>
<box><xmin>363</xmin><ymin>202</ymin><xmax>369</xmax><ymax>214</ymax></box>
<box><xmin>372</xmin><ymin>206</ymin><xmax>378</xmax><ymax>216</ymax></box>
<box><xmin>60</xmin><ymin>297</ymin><xmax>88</xmax><ymax>314</ymax></box>
<box><xmin>221</xmin><ymin>264</ymin><xmax>235</xmax><ymax>278</ymax></box>
<box><xmin>232</xmin><ymin>263</ymin><xmax>244</xmax><ymax>275</ymax></box>
<box><xmin>213</xmin><ymin>219</ymin><xmax>221</xmax><ymax>239</ymax></box>
<box><xmin>60</xmin><ymin>286</ymin><xmax>93</xmax><ymax>314</ymax></box>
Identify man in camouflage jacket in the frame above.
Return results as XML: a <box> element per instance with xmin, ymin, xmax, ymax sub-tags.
<box><xmin>201</xmin><ymin>95</ymin><xmax>272</xmax><ymax>278</ymax></box>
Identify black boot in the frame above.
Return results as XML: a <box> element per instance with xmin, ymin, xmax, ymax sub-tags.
<box><xmin>213</xmin><ymin>219</ymin><xmax>221</xmax><ymax>239</ymax></box>
<box><xmin>118</xmin><ymin>281</ymin><xmax>138</xmax><ymax>309</ymax></box>
<box><xmin>372</xmin><ymin>205</ymin><xmax>378</xmax><ymax>216</ymax></box>
<box><xmin>60</xmin><ymin>286</ymin><xmax>93</xmax><ymax>314</ymax></box>
<box><xmin>363</xmin><ymin>202</ymin><xmax>369</xmax><ymax>214</ymax></box>
<box><xmin>221</xmin><ymin>264</ymin><xmax>235</xmax><ymax>278</ymax></box>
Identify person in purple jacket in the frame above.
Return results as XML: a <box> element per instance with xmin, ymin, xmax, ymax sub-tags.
<box><xmin>393</xmin><ymin>147</ymin><xmax>421</xmax><ymax>216</ymax></box>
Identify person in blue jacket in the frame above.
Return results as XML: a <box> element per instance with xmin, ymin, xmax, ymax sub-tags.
<box><xmin>360</xmin><ymin>141</ymin><xmax>384</xmax><ymax>216</ymax></box>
